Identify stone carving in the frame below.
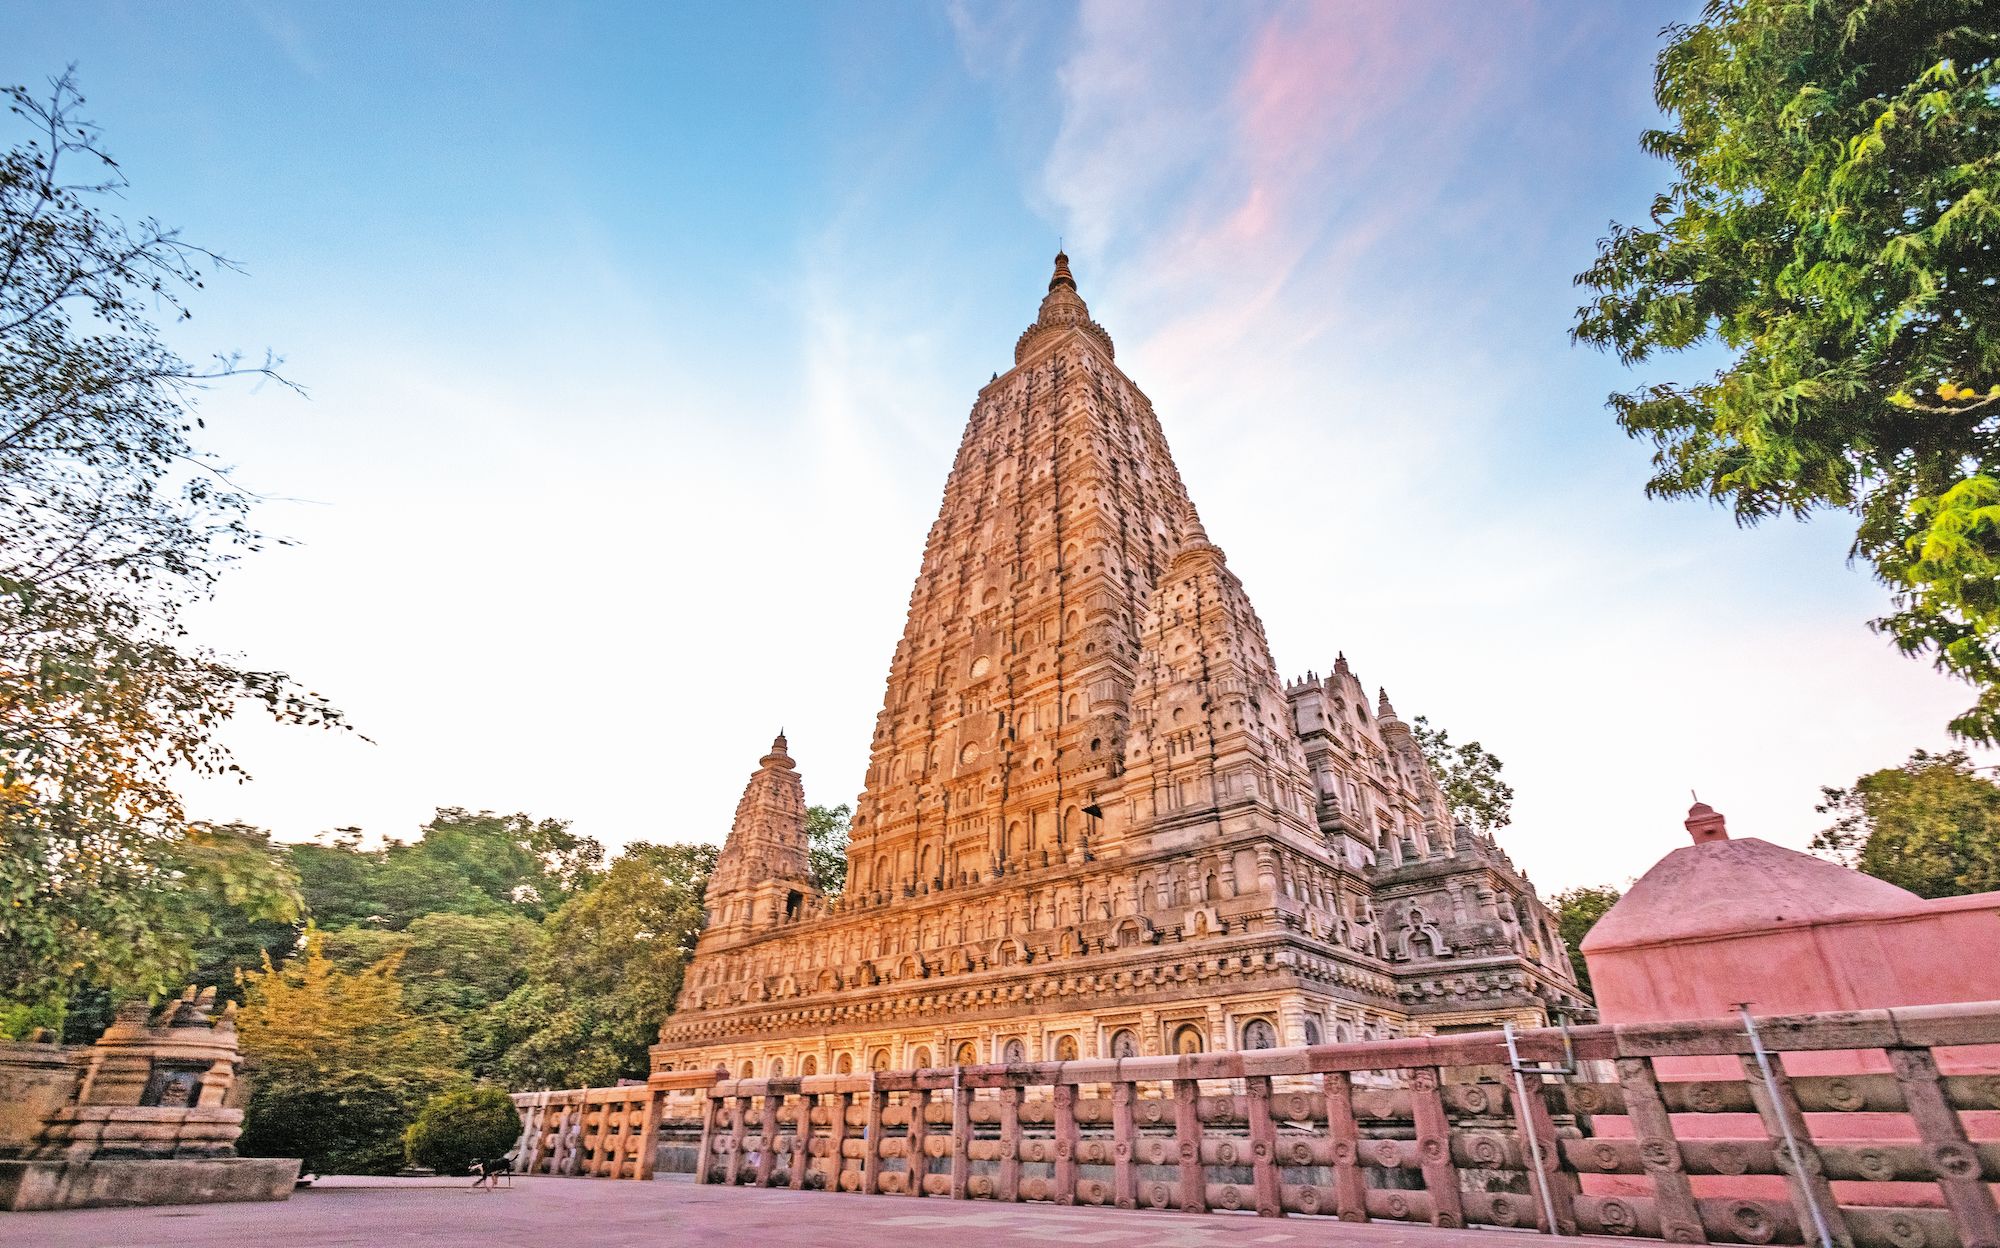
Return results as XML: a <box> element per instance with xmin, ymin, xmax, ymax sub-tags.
<box><xmin>652</xmin><ymin>256</ymin><xmax>1585</xmax><ymax>1079</ymax></box>
<box><xmin>0</xmin><ymin>987</ymin><xmax>299</xmax><ymax>1210</ymax></box>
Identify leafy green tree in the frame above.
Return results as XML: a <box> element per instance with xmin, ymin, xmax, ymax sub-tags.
<box><xmin>1550</xmin><ymin>885</ymin><xmax>1622</xmax><ymax>997</ymax></box>
<box><xmin>0</xmin><ymin>72</ymin><xmax>344</xmax><ymax>1025</ymax></box>
<box><xmin>1813</xmin><ymin>748</ymin><xmax>2000</xmax><ymax>897</ymax></box>
<box><xmin>1573</xmin><ymin>1</ymin><xmax>2000</xmax><ymax>739</ymax></box>
<box><xmin>321</xmin><ymin>912</ymin><xmax>539</xmax><ymax>1079</ymax></box>
<box><xmin>180</xmin><ymin>823</ymin><xmax>309</xmax><ymax>1000</ymax></box>
<box><xmin>1412</xmin><ymin>716</ymin><xmax>1515</xmax><ymax>833</ymax></box>
<box><xmin>285</xmin><ymin>811</ymin><xmax>602</xmax><ymax>935</ymax></box>
<box><xmin>236</xmin><ymin>928</ymin><xmax>459</xmax><ymax>1174</ymax></box>
<box><xmin>403</xmin><ymin>1086</ymin><xmax>520</xmax><ymax>1175</ymax></box>
<box><xmin>807</xmin><ymin>802</ymin><xmax>851</xmax><ymax>898</ymax></box>
<box><xmin>493</xmin><ymin>841</ymin><xmax>716</xmax><ymax>1088</ymax></box>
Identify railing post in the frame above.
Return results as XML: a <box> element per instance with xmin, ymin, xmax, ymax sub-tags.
<box><xmin>636</xmin><ymin>1088</ymin><xmax>665</xmax><ymax>1181</ymax></box>
<box><xmin>752</xmin><ymin>1088</ymin><xmax>776</xmax><ymax>1184</ymax></box>
<box><xmin>694</xmin><ymin>1089</ymin><xmax>721</xmax><ymax>1185</ymax></box>
<box><xmin>949</xmin><ymin>1082</ymin><xmax>972</xmax><ymax>1199</ymax></box>
<box><xmin>1738</xmin><ymin>1047</ymin><xmax>1850</xmax><ymax>1248</ymax></box>
<box><xmin>790</xmin><ymin>1092</ymin><xmax>813</xmax><ymax>1190</ymax></box>
<box><xmin>997</xmin><ymin>1084</ymin><xmax>1023</xmax><ymax>1202</ymax></box>
<box><xmin>1110</xmin><ymin>1080</ymin><xmax>1137</xmax><ymax>1209</ymax></box>
<box><xmin>519</xmin><ymin>1094</ymin><xmax>546</xmax><ymax>1175</ymax></box>
<box><xmin>861</xmin><ymin>1087</ymin><xmax>887</xmax><ymax>1195</ymax></box>
<box><xmin>906</xmin><ymin>1088</ymin><xmax>930</xmax><ymax>1197</ymax></box>
<box><xmin>1245</xmin><ymin>1073</ymin><xmax>1284</xmax><ymax>1218</ymax></box>
<box><xmin>1052</xmin><ymin>1081</ymin><xmax>1079</xmax><ymax>1205</ymax></box>
<box><xmin>1410</xmin><ymin>1067</ymin><xmax>1466</xmax><ymax>1229</ymax></box>
<box><xmin>756</xmin><ymin>1090</ymin><xmax>780</xmax><ymax>1186</ymax></box>
<box><xmin>825</xmin><ymin>1090</ymin><xmax>850</xmax><ymax>1192</ymax></box>
<box><xmin>1505</xmin><ymin>1065</ymin><xmax>1578</xmax><ymax>1236</ymax></box>
<box><xmin>1613</xmin><ymin>1056</ymin><xmax>1700</xmax><ymax>1242</ymax></box>
<box><xmin>724</xmin><ymin>1094</ymin><xmax>751</xmax><ymax>1186</ymax></box>
<box><xmin>1323</xmin><ymin>1071</ymin><xmax>1367</xmax><ymax>1223</ymax></box>
<box><xmin>1888</xmin><ymin>1046</ymin><xmax>2000</xmax><ymax>1248</ymax></box>
<box><xmin>1173</xmin><ymin>1077</ymin><xmax>1206</xmax><ymax>1215</ymax></box>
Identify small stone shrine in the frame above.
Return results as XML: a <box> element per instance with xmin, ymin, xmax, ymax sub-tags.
<box><xmin>0</xmin><ymin>986</ymin><xmax>298</xmax><ymax>1211</ymax></box>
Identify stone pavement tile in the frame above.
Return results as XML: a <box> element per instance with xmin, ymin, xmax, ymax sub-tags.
<box><xmin>2</xmin><ymin>1176</ymin><xmax>1525</xmax><ymax>1248</ymax></box>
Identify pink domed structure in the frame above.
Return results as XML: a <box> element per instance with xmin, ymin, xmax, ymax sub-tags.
<box><xmin>1580</xmin><ymin>802</ymin><xmax>2000</xmax><ymax>1213</ymax></box>
<box><xmin>1584</xmin><ymin>802</ymin><xmax>2000</xmax><ymax>1038</ymax></box>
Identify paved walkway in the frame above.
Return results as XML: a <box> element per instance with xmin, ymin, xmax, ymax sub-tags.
<box><xmin>13</xmin><ymin>1175</ymin><xmax>1528</xmax><ymax>1247</ymax></box>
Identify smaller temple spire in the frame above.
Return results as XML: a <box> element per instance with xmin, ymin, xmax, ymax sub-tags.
<box><xmin>1049</xmin><ymin>249</ymin><xmax>1076</xmax><ymax>292</ymax></box>
<box><xmin>1377</xmin><ymin>687</ymin><xmax>1399</xmax><ymax>721</ymax></box>
<box><xmin>1168</xmin><ymin>499</ymin><xmax>1223</xmax><ymax>568</ymax></box>
<box><xmin>1180</xmin><ymin>501</ymin><xmax>1209</xmax><ymax>546</ymax></box>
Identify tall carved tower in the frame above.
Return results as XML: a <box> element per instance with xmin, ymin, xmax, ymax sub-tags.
<box><xmin>657</xmin><ymin>257</ymin><xmax>1584</xmax><ymax>1078</ymax></box>
<box><xmin>845</xmin><ymin>253</ymin><xmax>1315</xmax><ymax>901</ymax></box>
<box><xmin>697</xmin><ymin>732</ymin><xmax>820</xmax><ymax>947</ymax></box>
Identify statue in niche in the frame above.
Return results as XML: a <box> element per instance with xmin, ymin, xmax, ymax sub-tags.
<box><xmin>1496</xmin><ymin>893</ymin><xmax>1523</xmax><ymax>950</ymax></box>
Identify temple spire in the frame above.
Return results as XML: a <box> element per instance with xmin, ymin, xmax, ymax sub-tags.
<box><xmin>1049</xmin><ymin>249</ymin><xmax>1076</xmax><ymax>292</ymax></box>
<box><xmin>1015</xmin><ymin>250</ymin><xmax>1114</xmax><ymax>364</ymax></box>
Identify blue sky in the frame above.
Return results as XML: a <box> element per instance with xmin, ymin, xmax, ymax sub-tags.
<box><xmin>6</xmin><ymin>2</ymin><xmax>1978</xmax><ymax>890</ymax></box>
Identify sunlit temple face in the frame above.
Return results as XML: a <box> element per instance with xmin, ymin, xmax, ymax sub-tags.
<box><xmin>652</xmin><ymin>256</ymin><xmax>1585</xmax><ymax>1084</ymax></box>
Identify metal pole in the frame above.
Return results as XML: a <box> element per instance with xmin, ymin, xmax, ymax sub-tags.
<box><xmin>1506</xmin><ymin>1021</ymin><xmax>1563</xmax><ymax>1236</ymax></box>
<box><xmin>1738</xmin><ymin>1004</ymin><xmax>1834</xmax><ymax>1248</ymax></box>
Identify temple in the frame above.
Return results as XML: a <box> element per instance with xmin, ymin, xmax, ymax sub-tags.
<box><xmin>655</xmin><ymin>256</ymin><xmax>1584</xmax><ymax>1078</ymax></box>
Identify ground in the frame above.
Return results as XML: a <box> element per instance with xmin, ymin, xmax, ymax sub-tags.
<box><xmin>13</xmin><ymin>1175</ymin><xmax>1523</xmax><ymax>1247</ymax></box>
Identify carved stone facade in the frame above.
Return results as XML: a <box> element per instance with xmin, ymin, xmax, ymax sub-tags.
<box><xmin>654</xmin><ymin>256</ymin><xmax>1585</xmax><ymax>1080</ymax></box>
<box><xmin>0</xmin><ymin>987</ymin><xmax>299</xmax><ymax>1210</ymax></box>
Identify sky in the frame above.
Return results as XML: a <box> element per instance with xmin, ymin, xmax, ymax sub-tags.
<box><xmin>5</xmin><ymin>2</ymin><xmax>1982</xmax><ymax>893</ymax></box>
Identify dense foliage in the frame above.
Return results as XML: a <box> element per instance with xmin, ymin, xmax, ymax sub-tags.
<box><xmin>488</xmin><ymin>841</ymin><xmax>718</xmax><ymax>1090</ymax></box>
<box><xmin>1573</xmin><ymin>1</ymin><xmax>2000</xmax><ymax>739</ymax></box>
<box><xmin>806</xmin><ymin>801</ymin><xmax>851</xmax><ymax>897</ymax></box>
<box><xmin>236</xmin><ymin>929</ymin><xmax>459</xmax><ymax>1175</ymax></box>
<box><xmin>1412</xmin><ymin>716</ymin><xmax>1515</xmax><ymax>833</ymax></box>
<box><xmin>1549</xmin><ymin>885</ymin><xmax>1623</xmax><ymax>997</ymax></box>
<box><xmin>403</xmin><ymin>1086</ymin><xmax>522</xmax><ymax>1176</ymax></box>
<box><xmin>0</xmin><ymin>73</ymin><xmax>344</xmax><ymax>1033</ymax></box>
<box><xmin>1813</xmin><ymin>748</ymin><xmax>2000</xmax><ymax>896</ymax></box>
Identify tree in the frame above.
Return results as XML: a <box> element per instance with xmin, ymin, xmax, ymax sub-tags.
<box><xmin>236</xmin><ymin>928</ymin><xmax>459</xmax><ymax>1174</ymax></box>
<box><xmin>284</xmin><ymin>810</ymin><xmax>603</xmax><ymax>934</ymax></box>
<box><xmin>492</xmin><ymin>841</ymin><xmax>716</xmax><ymax>1089</ymax></box>
<box><xmin>1550</xmin><ymin>885</ymin><xmax>1622</xmax><ymax>997</ymax></box>
<box><xmin>180</xmin><ymin>822</ymin><xmax>308</xmax><ymax>1001</ymax></box>
<box><xmin>321</xmin><ymin>911</ymin><xmax>539</xmax><ymax>1079</ymax></box>
<box><xmin>806</xmin><ymin>802</ymin><xmax>851</xmax><ymax>898</ymax></box>
<box><xmin>0</xmin><ymin>72</ymin><xmax>343</xmax><ymax>1024</ymax></box>
<box><xmin>1813</xmin><ymin>748</ymin><xmax>2000</xmax><ymax>897</ymax></box>
<box><xmin>1573</xmin><ymin>2</ymin><xmax>2000</xmax><ymax>739</ymax></box>
<box><xmin>1412</xmin><ymin>716</ymin><xmax>1515</xmax><ymax>833</ymax></box>
<box><xmin>403</xmin><ymin>1086</ymin><xmax>520</xmax><ymax>1176</ymax></box>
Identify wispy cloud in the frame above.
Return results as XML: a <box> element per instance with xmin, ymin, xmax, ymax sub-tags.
<box><xmin>958</xmin><ymin>0</ymin><xmax>1990</xmax><ymax>887</ymax></box>
<box><xmin>236</xmin><ymin>0</ymin><xmax>321</xmax><ymax>77</ymax></box>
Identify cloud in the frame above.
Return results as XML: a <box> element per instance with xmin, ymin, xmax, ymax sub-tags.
<box><xmin>994</xmin><ymin>0</ymin><xmax>1993</xmax><ymax>891</ymax></box>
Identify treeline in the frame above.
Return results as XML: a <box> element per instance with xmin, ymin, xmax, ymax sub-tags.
<box><xmin>143</xmin><ymin>804</ymin><xmax>847</xmax><ymax>1174</ymax></box>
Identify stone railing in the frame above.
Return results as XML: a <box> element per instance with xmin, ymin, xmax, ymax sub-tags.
<box><xmin>512</xmin><ymin>1072</ymin><xmax>716</xmax><ymax>1180</ymax></box>
<box><xmin>682</xmin><ymin>1003</ymin><xmax>2000</xmax><ymax>1248</ymax></box>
